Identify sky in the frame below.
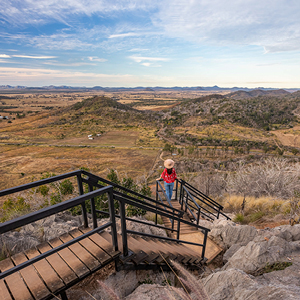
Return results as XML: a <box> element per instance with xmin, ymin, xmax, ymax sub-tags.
<box><xmin>0</xmin><ymin>0</ymin><xmax>300</xmax><ymax>88</ymax></box>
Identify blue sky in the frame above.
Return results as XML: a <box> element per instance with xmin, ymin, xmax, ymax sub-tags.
<box><xmin>0</xmin><ymin>0</ymin><xmax>300</xmax><ymax>88</ymax></box>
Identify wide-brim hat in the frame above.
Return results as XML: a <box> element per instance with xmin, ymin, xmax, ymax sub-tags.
<box><xmin>164</xmin><ymin>159</ymin><xmax>175</xmax><ymax>169</ymax></box>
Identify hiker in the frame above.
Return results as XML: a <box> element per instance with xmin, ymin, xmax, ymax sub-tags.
<box><xmin>157</xmin><ymin>159</ymin><xmax>177</xmax><ymax>201</ymax></box>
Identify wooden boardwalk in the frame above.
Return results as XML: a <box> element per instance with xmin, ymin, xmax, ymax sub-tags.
<box><xmin>0</xmin><ymin>227</ymin><xmax>207</xmax><ymax>300</ymax></box>
<box><xmin>161</xmin><ymin>200</ymin><xmax>223</xmax><ymax>263</ymax></box>
<box><xmin>0</xmin><ymin>228</ymin><xmax>120</xmax><ymax>300</ymax></box>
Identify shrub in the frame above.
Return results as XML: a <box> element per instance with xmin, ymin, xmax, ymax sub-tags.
<box><xmin>50</xmin><ymin>193</ymin><xmax>62</xmax><ymax>205</ymax></box>
<box><xmin>36</xmin><ymin>185</ymin><xmax>49</xmax><ymax>196</ymax></box>
<box><xmin>233</xmin><ymin>213</ymin><xmax>246</xmax><ymax>224</ymax></box>
<box><xmin>59</xmin><ymin>179</ymin><xmax>74</xmax><ymax>195</ymax></box>
<box><xmin>0</xmin><ymin>197</ymin><xmax>31</xmax><ymax>222</ymax></box>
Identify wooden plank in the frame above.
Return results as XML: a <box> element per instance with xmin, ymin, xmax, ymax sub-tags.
<box><xmin>25</xmin><ymin>247</ymin><xmax>65</xmax><ymax>293</ymax></box>
<box><xmin>0</xmin><ymin>257</ymin><xmax>33</xmax><ymax>300</ymax></box>
<box><xmin>11</xmin><ymin>252</ymin><xmax>50</xmax><ymax>300</ymax></box>
<box><xmin>69</xmin><ymin>229</ymin><xmax>111</xmax><ymax>264</ymax></box>
<box><xmin>47</xmin><ymin>238</ymin><xmax>90</xmax><ymax>278</ymax></box>
<box><xmin>0</xmin><ymin>278</ymin><xmax>13</xmax><ymax>300</ymax></box>
<box><xmin>37</xmin><ymin>242</ymin><xmax>77</xmax><ymax>285</ymax></box>
<box><xmin>178</xmin><ymin>232</ymin><xmax>223</xmax><ymax>263</ymax></box>
<box><xmin>59</xmin><ymin>232</ymin><xmax>100</xmax><ymax>271</ymax></box>
<box><xmin>79</xmin><ymin>228</ymin><xmax>119</xmax><ymax>258</ymax></box>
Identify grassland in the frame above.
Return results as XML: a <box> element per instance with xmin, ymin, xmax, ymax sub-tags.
<box><xmin>1</xmin><ymin>89</ymin><xmax>300</xmax><ymax>196</ymax></box>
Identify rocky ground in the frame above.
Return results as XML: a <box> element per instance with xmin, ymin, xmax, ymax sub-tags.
<box><xmin>2</xmin><ymin>213</ymin><xmax>300</xmax><ymax>299</ymax></box>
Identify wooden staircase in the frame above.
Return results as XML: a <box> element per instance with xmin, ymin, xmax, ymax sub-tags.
<box><xmin>0</xmin><ymin>227</ymin><xmax>207</xmax><ymax>300</ymax></box>
<box><xmin>161</xmin><ymin>200</ymin><xmax>198</xmax><ymax>237</ymax></box>
<box><xmin>161</xmin><ymin>200</ymin><xmax>223</xmax><ymax>263</ymax></box>
<box><xmin>0</xmin><ymin>170</ymin><xmax>218</xmax><ymax>300</ymax></box>
<box><xmin>100</xmin><ymin>231</ymin><xmax>205</xmax><ymax>267</ymax></box>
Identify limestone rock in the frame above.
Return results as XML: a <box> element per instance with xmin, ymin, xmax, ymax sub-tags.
<box><xmin>223</xmin><ymin>236</ymin><xmax>290</xmax><ymax>273</ymax></box>
<box><xmin>124</xmin><ymin>284</ymin><xmax>184</xmax><ymax>300</ymax></box>
<box><xmin>203</xmin><ymin>268</ymin><xmax>300</xmax><ymax>300</ymax></box>
<box><xmin>209</xmin><ymin>221</ymin><xmax>257</xmax><ymax>249</ymax></box>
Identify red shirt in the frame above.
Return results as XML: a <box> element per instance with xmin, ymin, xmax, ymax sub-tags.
<box><xmin>161</xmin><ymin>168</ymin><xmax>177</xmax><ymax>183</ymax></box>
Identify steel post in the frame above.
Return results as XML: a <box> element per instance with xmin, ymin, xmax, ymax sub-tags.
<box><xmin>77</xmin><ymin>174</ymin><xmax>88</xmax><ymax>228</ymax></box>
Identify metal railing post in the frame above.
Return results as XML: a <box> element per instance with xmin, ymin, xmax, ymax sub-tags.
<box><xmin>77</xmin><ymin>174</ymin><xmax>88</xmax><ymax>228</ymax></box>
<box><xmin>176</xmin><ymin>214</ymin><xmax>181</xmax><ymax>240</ymax></box>
<box><xmin>197</xmin><ymin>208</ymin><xmax>200</xmax><ymax>225</ymax></box>
<box><xmin>119</xmin><ymin>200</ymin><xmax>129</xmax><ymax>257</ymax></box>
<box><xmin>175</xmin><ymin>179</ymin><xmax>178</xmax><ymax>201</ymax></box>
<box><xmin>217</xmin><ymin>207</ymin><xmax>220</xmax><ymax>219</ymax></box>
<box><xmin>181</xmin><ymin>188</ymin><xmax>184</xmax><ymax>210</ymax></box>
<box><xmin>202</xmin><ymin>230</ymin><xmax>208</xmax><ymax>260</ymax></box>
<box><xmin>88</xmin><ymin>183</ymin><xmax>97</xmax><ymax>229</ymax></box>
<box><xmin>108</xmin><ymin>189</ymin><xmax>118</xmax><ymax>252</ymax></box>
<box><xmin>171</xmin><ymin>208</ymin><xmax>175</xmax><ymax>232</ymax></box>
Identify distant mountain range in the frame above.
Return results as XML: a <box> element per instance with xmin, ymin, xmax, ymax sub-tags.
<box><xmin>0</xmin><ymin>85</ymin><xmax>298</xmax><ymax>93</ymax></box>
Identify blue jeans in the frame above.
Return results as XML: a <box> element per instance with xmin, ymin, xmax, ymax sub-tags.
<box><xmin>164</xmin><ymin>181</ymin><xmax>174</xmax><ymax>201</ymax></box>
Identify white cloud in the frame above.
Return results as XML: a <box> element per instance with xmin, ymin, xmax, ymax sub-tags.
<box><xmin>141</xmin><ymin>62</ymin><xmax>151</xmax><ymax>67</ymax></box>
<box><xmin>0</xmin><ymin>54</ymin><xmax>11</xmax><ymax>58</ymax></box>
<box><xmin>0</xmin><ymin>0</ymin><xmax>160</xmax><ymax>26</ymax></box>
<box><xmin>154</xmin><ymin>0</ymin><xmax>300</xmax><ymax>52</ymax></box>
<box><xmin>128</xmin><ymin>56</ymin><xmax>170</xmax><ymax>63</ymax></box>
<box><xmin>109</xmin><ymin>32</ymin><xmax>141</xmax><ymax>39</ymax></box>
<box><xmin>0</xmin><ymin>66</ymin><xmax>136</xmax><ymax>86</ymax></box>
<box><xmin>88</xmin><ymin>56</ymin><xmax>107</xmax><ymax>62</ymax></box>
<box><xmin>0</xmin><ymin>66</ymin><xmax>178</xmax><ymax>86</ymax></box>
<box><xmin>12</xmin><ymin>55</ymin><xmax>56</xmax><ymax>59</ymax></box>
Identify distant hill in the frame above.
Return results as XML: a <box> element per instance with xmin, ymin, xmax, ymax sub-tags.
<box><xmin>168</xmin><ymin>92</ymin><xmax>300</xmax><ymax>130</ymax></box>
<box><xmin>0</xmin><ymin>85</ymin><xmax>297</xmax><ymax>93</ymax></box>
<box><xmin>59</xmin><ymin>96</ymin><xmax>156</xmax><ymax>127</ymax></box>
<box><xmin>227</xmin><ymin>89</ymin><xmax>290</xmax><ymax>100</ymax></box>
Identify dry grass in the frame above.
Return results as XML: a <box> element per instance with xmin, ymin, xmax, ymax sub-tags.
<box><xmin>221</xmin><ymin>194</ymin><xmax>293</xmax><ymax>225</ymax></box>
<box><xmin>0</xmin><ymin>144</ymin><xmax>158</xmax><ymax>191</ymax></box>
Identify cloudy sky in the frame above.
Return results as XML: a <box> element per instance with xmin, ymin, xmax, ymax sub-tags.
<box><xmin>0</xmin><ymin>0</ymin><xmax>300</xmax><ymax>88</ymax></box>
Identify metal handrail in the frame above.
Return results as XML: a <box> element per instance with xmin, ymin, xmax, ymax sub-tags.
<box><xmin>0</xmin><ymin>185</ymin><xmax>118</xmax><ymax>280</ymax></box>
<box><xmin>82</xmin><ymin>171</ymin><xmax>185</xmax><ymax>216</ymax></box>
<box><xmin>95</xmin><ymin>210</ymin><xmax>178</xmax><ymax>232</ymax></box>
<box><xmin>179</xmin><ymin>179</ymin><xmax>231</xmax><ymax>221</ymax></box>
<box><xmin>82</xmin><ymin>177</ymin><xmax>183</xmax><ymax>226</ymax></box>
<box><xmin>0</xmin><ymin>186</ymin><xmax>112</xmax><ymax>234</ymax></box>
<box><xmin>180</xmin><ymin>179</ymin><xmax>223</xmax><ymax>208</ymax></box>
<box><xmin>182</xmin><ymin>185</ymin><xmax>214</xmax><ymax>222</ymax></box>
<box><xmin>0</xmin><ymin>170</ymin><xmax>81</xmax><ymax>197</ymax></box>
<box><xmin>0</xmin><ymin>171</ymin><xmax>211</xmax><ymax>282</ymax></box>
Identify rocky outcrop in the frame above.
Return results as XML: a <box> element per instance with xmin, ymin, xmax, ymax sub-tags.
<box><xmin>203</xmin><ymin>268</ymin><xmax>300</xmax><ymax>300</ymax></box>
<box><xmin>208</xmin><ymin>219</ymin><xmax>258</xmax><ymax>249</ymax></box>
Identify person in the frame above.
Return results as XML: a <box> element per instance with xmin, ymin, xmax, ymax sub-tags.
<box><xmin>157</xmin><ymin>159</ymin><xmax>177</xmax><ymax>201</ymax></box>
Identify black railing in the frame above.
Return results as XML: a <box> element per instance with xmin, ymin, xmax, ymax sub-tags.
<box><xmin>0</xmin><ymin>184</ymin><xmax>118</xmax><ymax>280</ymax></box>
<box><xmin>179</xmin><ymin>179</ymin><xmax>231</xmax><ymax>221</ymax></box>
<box><xmin>83</xmin><ymin>172</ymin><xmax>209</xmax><ymax>259</ymax></box>
<box><xmin>155</xmin><ymin>178</ymin><xmax>231</xmax><ymax>224</ymax></box>
<box><xmin>0</xmin><ymin>170</ymin><xmax>210</xmax><ymax>285</ymax></box>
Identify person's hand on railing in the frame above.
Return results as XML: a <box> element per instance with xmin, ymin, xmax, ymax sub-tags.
<box><xmin>156</xmin><ymin>177</ymin><xmax>163</xmax><ymax>181</ymax></box>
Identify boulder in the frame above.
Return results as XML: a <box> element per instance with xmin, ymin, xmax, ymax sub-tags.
<box><xmin>209</xmin><ymin>221</ymin><xmax>257</xmax><ymax>249</ymax></box>
<box><xmin>223</xmin><ymin>236</ymin><xmax>291</xmax><ymax>273</ymax></box>
<box><xmin>203</xmin><ymin>268</ymin><xmax>300</xmax><ymax>300</ymax></box>
<box><xmin>124</xmin><ymin>284</ymin><xmax>183</xmax><ymax>300</ymax></box>
<box><xmin>104</xmin><ymin>269</ymin><xmax>175</xmax><ymax>299</ymax></box>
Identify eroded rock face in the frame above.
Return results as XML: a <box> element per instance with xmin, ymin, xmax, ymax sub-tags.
<box><xmin>223</xmin><ymin>236</ymin><xmax>290</xmax><ymax>273</ymax></box>
<box><xmin>209</xmin><ymin>219</ymin><xmax>257</xmax><ymax>249</ymax></box>
<box><xmin>124</xmin><ymin>284</ymin><xmax>183</xmax><ymax>300</ymax></box>
<box><xmin>104</xmin><ymin>270</ymin><xmax>175</xmax><ymax>299</ymax></box>
<box><xmin>203</xmin><ymin>268</ymin><xmax>300</xmax><ymax>300</ymax></box>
